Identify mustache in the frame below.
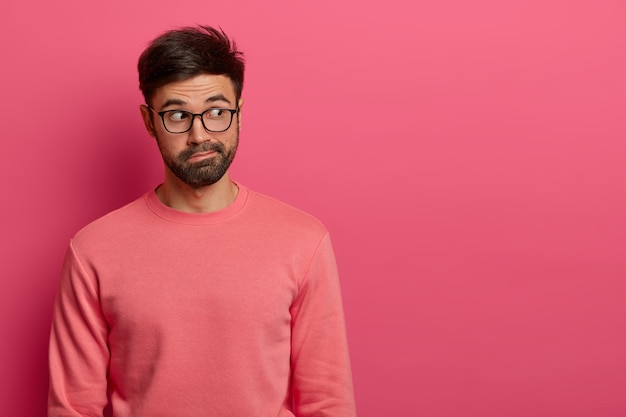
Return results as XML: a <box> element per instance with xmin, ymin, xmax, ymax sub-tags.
<box><xmin>179</xmin><ymin>142</ymin><xmax>225</xmax><ymax>161</ymax></box>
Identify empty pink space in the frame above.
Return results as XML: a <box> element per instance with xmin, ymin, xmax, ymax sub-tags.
<box><xmin>1</xmin><ymin>1</ymin><xmax>625</xmax><ymax>416</ymax></box>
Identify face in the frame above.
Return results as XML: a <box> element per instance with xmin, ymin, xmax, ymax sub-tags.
<box><xmin>140</xmin><ymin>74</ymin><xmax>242</xmax><ymax>188</ymax></box>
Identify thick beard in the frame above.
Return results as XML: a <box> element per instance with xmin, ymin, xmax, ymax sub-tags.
<box><xmin>160</xmin><ymin>136</ymin><xmax>238</xmax><ymax>188</ymax></box>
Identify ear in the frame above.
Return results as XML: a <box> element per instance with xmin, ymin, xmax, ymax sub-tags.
<box><xmin>140</xmin><ymin>104</ymin><xmax>156</xmax><ymax>138</ymax></box>
<box><xmin>237</xmin><ymin>98</ymin><xmax>244</xmax><ymax>130</ymax></box>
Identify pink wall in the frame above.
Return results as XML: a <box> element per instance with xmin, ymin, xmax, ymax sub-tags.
<box><xmin>2</xmin><ymin>1</ymin><xmax>625</xmax><ymax>416</ymax></box>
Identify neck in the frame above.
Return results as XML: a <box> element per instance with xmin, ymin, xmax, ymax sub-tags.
<box><xmin>156</xmin><ymin>172</ymin><xmax>238</xmax><ymax>213</ymax></box>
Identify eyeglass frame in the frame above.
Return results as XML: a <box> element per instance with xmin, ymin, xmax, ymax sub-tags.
<box><xmin>147</xmin><ymin>106</ymin><xmax>239</xmax><ymax>134</ymax></box>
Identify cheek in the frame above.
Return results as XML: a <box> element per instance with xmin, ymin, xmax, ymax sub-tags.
<box><xmin>227</xmin><ymin>127</ymin><xmax>240</xmax><ymax>144</ymax></box>
<box><xmin>155</xmin><ymin>133</ymin><xmax>181</xmax><ymax>155</ymax></box>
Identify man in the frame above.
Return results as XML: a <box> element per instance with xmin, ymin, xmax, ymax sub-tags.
<box><xmin>48</xmin><ymin>26</ymin><xmax>356</xmax><ymax>417</ymax></box>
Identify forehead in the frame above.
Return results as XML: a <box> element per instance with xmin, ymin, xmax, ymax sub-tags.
<box><xmin>152</xmin><ymin>74</ymin><xmax>236</xmax><ymax>108</ymax></box>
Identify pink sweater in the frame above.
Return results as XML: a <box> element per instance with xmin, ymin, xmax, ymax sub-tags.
<box><xmin>49</xmin><ymin>184</ymin><xmax>356</xmax><ymax>417</ymax></box>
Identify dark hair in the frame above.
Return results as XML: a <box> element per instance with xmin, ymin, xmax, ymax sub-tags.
<box><xmin>138</xmin><ymin>25</ymin><xmax>245</xmax><ymax>105</ymax></box>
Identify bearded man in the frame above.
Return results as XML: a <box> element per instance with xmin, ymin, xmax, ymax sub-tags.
<box><xmin>48</xmin><ymin>26</ymin><xmax>356</xmax><ymax>417</ymax></box>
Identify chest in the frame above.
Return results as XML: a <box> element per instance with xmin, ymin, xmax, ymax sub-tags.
<box><xmin>96</xmin><ymin>234</ymin><xmax>301</xmax><ymax>346</ymax></box>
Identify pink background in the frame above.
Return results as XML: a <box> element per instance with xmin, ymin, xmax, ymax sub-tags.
<box><xmin>1</xmin><ymin>1</ymin><xmax>625</xmax><ymax>416</ymax></box>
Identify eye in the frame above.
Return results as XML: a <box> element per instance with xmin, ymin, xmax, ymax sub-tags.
<box><xmin>206</xmin><ymin>108</ymin><xmax>226</xmax><ymax>119</ymax></box>
<box><xmin>167</xmin><ymin>111</ymin><xmax>190</xmax><ymax>122</ymax></box>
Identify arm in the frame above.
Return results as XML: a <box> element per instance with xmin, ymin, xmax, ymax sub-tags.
<box><xmin>290</xmin><ymin>233</ymin><xmax>357</xmax><ymax>417</ymax></box>
<box><xmin>48</xmin><ymin>242</ymin><xmax>110</xmax><ymax>417</ymax></box>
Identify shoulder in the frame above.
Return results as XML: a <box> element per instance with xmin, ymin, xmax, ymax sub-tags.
<box><xmin>240</xmin><ymin>187</ymin><xmax>335</xmax><ymax>267</ymax></box>
<box><xmin>245</xmin><ymin>187</ymin><xmax>328</xmax><ymax>235</ymax></box>
<box><xmin>71</xmin><ymin>193</ymin><xmax>151</xmax><ymax>248</ymax></box>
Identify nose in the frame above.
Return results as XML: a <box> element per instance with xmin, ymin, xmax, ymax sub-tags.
<box><xmin>187</xmin><ymin>114</ymin><xmax>212</xmax><ymax>145</ymax></box>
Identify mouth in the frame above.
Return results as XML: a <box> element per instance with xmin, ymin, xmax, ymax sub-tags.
<box><xmin>187</xmin><ymin>150</ymin><xmax>218</xmax><ymax>163</ymax></box>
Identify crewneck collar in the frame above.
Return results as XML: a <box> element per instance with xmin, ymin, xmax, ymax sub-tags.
<box><xmin>144</xmin><ymin>182</ymin><xmax>249</xmax><ymax>225</ymax></box>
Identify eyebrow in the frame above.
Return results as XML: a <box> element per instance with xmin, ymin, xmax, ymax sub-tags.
<box><xmin>160</xmin><ymin>94</ymin><xmax>233</xmax><ymax>110</ymax></box>
<box><xmin>205</xmin><ymin>94</ymin><xmax>232</xmax><ymax>105</ymax></box>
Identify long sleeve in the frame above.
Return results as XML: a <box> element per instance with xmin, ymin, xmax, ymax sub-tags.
<box><xmin>290</xmin><ymin>233</ymin><xmax>357</xmax><ymax>417</ymax></box>
<box><xmin>47</xmin><ymin>187</ymin><xmax>356</xmax><ymax>416</ymax></box>
<box><xmin>48</xmin><ymin>242</ymin><xmax>110</xmax><ymax>417</ymax></box>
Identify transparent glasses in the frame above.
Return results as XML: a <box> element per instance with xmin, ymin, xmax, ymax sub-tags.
<box><xmin>149</xmin><ymin>107</ymin><xmax>238</xmax><ymax>133</ymax></box>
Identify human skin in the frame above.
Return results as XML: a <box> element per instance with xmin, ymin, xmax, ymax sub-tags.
<box><xmin>139</xmin><ymin>73</ymin><xmax>244</xmax><ymax>213</ymax></box>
